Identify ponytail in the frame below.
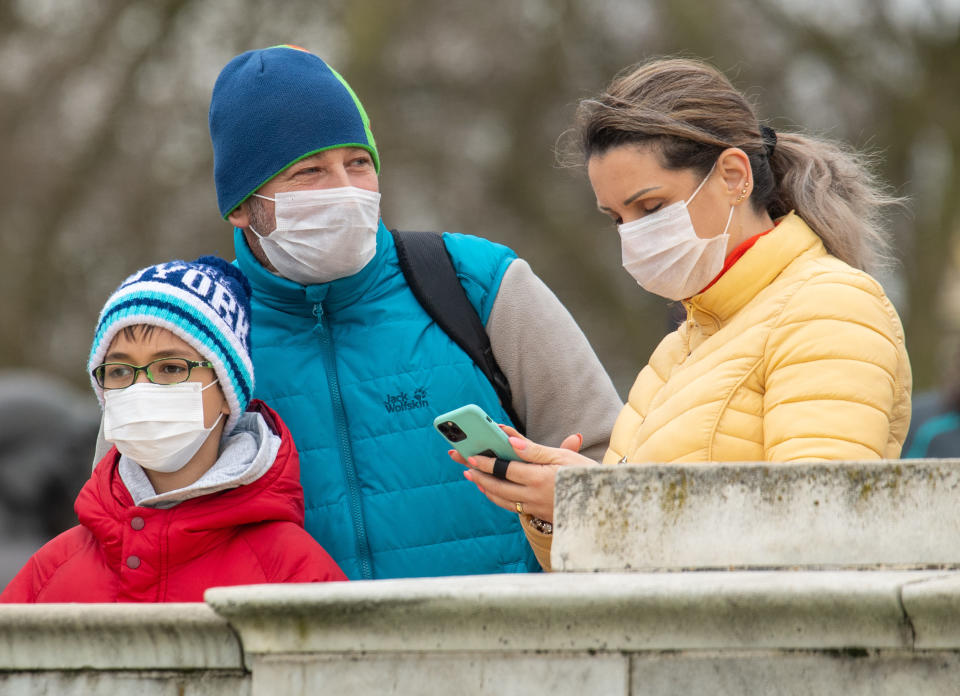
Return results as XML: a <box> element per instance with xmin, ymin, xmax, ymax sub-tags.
<box><xmin>765</xmin><ymin>132</ymin><xmax>898</xmax><ymax>273</ymax></box>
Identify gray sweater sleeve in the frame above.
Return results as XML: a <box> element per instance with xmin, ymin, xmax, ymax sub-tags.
<box><xmin>486</xmin><ymin>258</ymin><xmax>622</xmax><ymax>461</ymax></box>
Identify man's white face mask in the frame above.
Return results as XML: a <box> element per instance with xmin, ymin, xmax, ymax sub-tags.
<box><xmin>250</xmin><ymin>186</ymin><xmax>381</xmax><ymax>286</ymax></box>
<box><xmin>617</xmin><ymin>162</ymin><xmax>735</xmax><ymax>301</ymax></box>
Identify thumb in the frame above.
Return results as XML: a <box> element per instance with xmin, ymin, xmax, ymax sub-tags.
<box><xmin>508</xmin><ymin>435</ymin><xmax>564</xmax><ymax>465</ymax></box>
<box><xmin>559</xmin><ymin>432</ymin><xmax>584</xmax><ymax>453</ymax></box>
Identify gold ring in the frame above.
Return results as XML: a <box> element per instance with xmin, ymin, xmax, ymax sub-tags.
<box><xmin>516</xmin><ymin>501</ymin><xmax>524</xmax><ymax>515</ymax></box>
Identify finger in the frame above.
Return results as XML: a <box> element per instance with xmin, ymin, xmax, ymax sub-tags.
<box><xmin>503</xmin><ymin>435</ymin><xmax>566</xmax><ymax>466</ymax></box>
<box><xmin>503</xmin><ymin>424</ymin><xmax>582</xmax><ymax>454</ymax></box>
<box><xmin>497</xmin><ymin>424</ymin><xmax>522</xmax><ymax>439</ymax></box>
<box><xmin>464</xmin><ymin>453</ymin><xmax>497</xmax><ymax>475</ymax></box>
<box><xmin>507</xmin><ymin>436</ymin><xmax>599</xmax><ymax>469</ymax></box>
<box><xmin>466</xmin><ymin>455</ymin><xmax>542</xmax><ymax>486</ymax></box>
<box><xmin>466</xmin><ymin>466</ymin><xmax>529</xmax><ymax>502</ymax></box>
<box><xmin>469</xmin><ymin>473</ymin><xmax>550</xmax><ymax>520</ymax></box>
<box><xmin>559</xmin><ymin>432</ymin><xmax>584</xmax><ymax>452</ymax></box>
<box><xmin>447</xmin><ymin>449</ymin><xmax>468</xmax><ymax>466</ymax></box>
<box><xmin>471</xmin><ymin>481</ymin><xmax>522</xmax><ymax>515</ymax></box>
<box><xmin>492</xmin><ymin>457</ymin><xmax>511</xmax><ymax>481</ymax></box>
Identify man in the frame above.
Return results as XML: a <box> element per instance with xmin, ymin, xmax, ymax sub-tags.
<box><xmin>208</xmin><ymin>44</ymin><xmax>621</xmax><ymax>579</ymax></box>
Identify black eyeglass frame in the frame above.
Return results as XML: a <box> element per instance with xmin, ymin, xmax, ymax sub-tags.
<box><xmin>91</xmin><ymin>358</ymin><xmax>215</xmax><ymax>389</ymax></box>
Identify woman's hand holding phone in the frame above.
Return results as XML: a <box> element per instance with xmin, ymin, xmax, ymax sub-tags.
<box><xmin>442</xmin><ymin>413</ymin><xmax>598</xmax><ymax>524</ymax></box>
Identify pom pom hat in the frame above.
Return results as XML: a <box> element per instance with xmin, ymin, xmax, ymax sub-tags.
<box><xmin>209</xmin><ymin>44</ymin><xmax>380</xmax><ymax>218</ymax></box>
<box><xmin>88</xmin><ymin>256</ymin><xmax>255</xmax><ymax>435</ymax></box>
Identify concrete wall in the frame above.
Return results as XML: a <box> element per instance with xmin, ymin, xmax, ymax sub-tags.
<box><xmin>4</xmin><ymin>572</ymin><xmax>960</xmax><ymax>695</ymax></box>
<box><xmin>4</xmin><ymin>460</ymin><xmax>960</xmax><ymax>694</ymax></box>
<box><xmin>0</xmin><ymin>603</ymin><xmax>247</xmax><ymax>695</ymax></box>
<box><xmin>553</xmin><ymin>459</ymin><xmax>960</xmax><ymax>571</ymax></box>
<box><xmin>204</xmin><ymin>571</ymin><xmax>960</xmax><ymax>695</ymax></box>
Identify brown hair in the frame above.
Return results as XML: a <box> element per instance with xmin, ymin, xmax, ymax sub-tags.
<box><xmin>120</xmin><ymin>325</ymin><xmax>159</xmax><ymax>342</ymax></box>
<box><xmin>569</xmin><ymin>58</ymin><xmax>899</xmax><ymax>272</ymax></box>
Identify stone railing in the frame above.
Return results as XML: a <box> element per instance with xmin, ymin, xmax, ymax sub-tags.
<box><xmin>3</xmin><ymin>459</ymin><xmax>960</xmax><ymax>695</ymax></box>
<box><xmin>0</xmin><ymin>602</ymin><xmax>246</xmax><ymax>695</ymax></box>
<box><xmin>552</xmin><ymin>458</ymin><xmax>960</xmax><ymax>570</ymax></box>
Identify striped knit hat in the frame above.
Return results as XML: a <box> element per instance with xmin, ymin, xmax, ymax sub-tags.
<box><xmin>88</xmin><ymin>256</ymin><xmax>254</xmax><ymax>435</ymax></box>
<box><xmin>209</xmin><ymin>44</ymin><xmax>379</xmax><ymax>218</ymax></box>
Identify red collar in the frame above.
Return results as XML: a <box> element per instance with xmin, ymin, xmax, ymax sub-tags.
<box><xmin>697</xmin><ymin>227</ymin><xmax>775</xmax><ymax>295</ymax></box>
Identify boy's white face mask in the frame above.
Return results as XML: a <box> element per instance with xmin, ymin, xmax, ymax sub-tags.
<box><xmin>250</xmin><ymin>186</ymin><xmax>381</xmax><ymax>286</ymax></box>
<box><xmin>617</xmin><ymin>163</ymin><xmax>735</xmax><ymax>301</ymax></box>
<box><xmin>103</xmin><ymin>381</ymin><xmax>222</xmax><ymax>473</ymax></box>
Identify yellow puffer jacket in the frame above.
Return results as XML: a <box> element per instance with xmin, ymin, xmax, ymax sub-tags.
<box><xmin>604</xmin><ymin>212</ymin><xmax>911</xmax><ymax>465</ymax></box>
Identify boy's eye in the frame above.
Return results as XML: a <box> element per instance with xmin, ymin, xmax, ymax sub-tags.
<box><xmin>155</xmin><ymin>360</ymin><xmax>188</xmax><ymax>376</ymax></box>
<box><xmin>106</xmin><ymin>365</ymin><xmax>132</xmax><ymax>379</ymax></box>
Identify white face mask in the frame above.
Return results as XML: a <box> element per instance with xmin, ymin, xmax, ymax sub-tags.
<box><xmin>250</xmin><ymin>186</ymin><xmax>381</xmax><ymax>286</ymax></box>
<box><xmin>103</xmin><ymin>381</ymin><xmax>223</xmax><ymax>474</ymax></box>
<box><xmin>617</xmin><ymin>163</ymin><xmax>735</xmax><ymax>301</ymax></box>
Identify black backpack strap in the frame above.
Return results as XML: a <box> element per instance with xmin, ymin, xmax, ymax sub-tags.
<box><xmin>391</xmin><ymin>229</ymin><xmax>525</xmax><ymax>434</ymax></box>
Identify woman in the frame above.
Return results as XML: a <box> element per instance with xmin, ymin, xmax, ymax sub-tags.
<box><xmin>451</xmin><ymin>58</ymin><xmax>912</xmax><ymax>570</ymax></box>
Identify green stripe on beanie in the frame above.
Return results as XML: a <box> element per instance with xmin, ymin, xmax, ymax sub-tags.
<box><xmin>209</xmin><ymin>45</ymin><xmax>380</xmax><ymax>218</ymax></box>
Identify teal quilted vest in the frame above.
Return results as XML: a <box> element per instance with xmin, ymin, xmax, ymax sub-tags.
<box><xmin>234</xmin><ymin>222</ymin><xmax>540</xmax><ymax>579</ymax></box>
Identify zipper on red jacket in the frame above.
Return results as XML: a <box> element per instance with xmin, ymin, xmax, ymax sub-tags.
<box><xmin>313</xmin><ymin>302</ymin><xmax>374</xmax><ymax>580</ymax></box>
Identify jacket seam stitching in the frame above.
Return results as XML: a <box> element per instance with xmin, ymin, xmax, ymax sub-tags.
<box><xmin>772</xmin><ymin>316</ymin><xmax>900</xmax><ymax>351</ymax></box>
<box><xmin>31</xmin><ymin>540</ymin><xmax>91</xmax><ymax>602</ymax></box>
<box><xmin>158</xmin><ymin>515</ymin><xmax>172</xmax><ymax>602</ymax></box>
<box><xmin>764</xmin><ymin>354</ymin><xmax>898</xmax><ymax>380</ymax></box>
<box><xmin>707</xmin><ymin>358</ymin><xmax>762</xmax><ymax>461</ymax></box>
<box><xmin>334</xmin><ymin>528</ymin><xmax>529</xmax><ymax>558</ymax></box>
<box><xmin>767</xmin><ymin>395</ymin><xmax>892</xmax><ymax>413</ymax></box>
<box><xmin>760</xmin><ymin>270</ymin><xmax>828</xmax><ymax>402</ymax></box>
<box><xmin>765</xmin><ymin>434</ymin><xmax>883</xmax><ymax>458</ymax></box>
<box><xmin>239</xmin><ymin>531</ymin><xmax>271</xmax><ymax>581</ymax></box>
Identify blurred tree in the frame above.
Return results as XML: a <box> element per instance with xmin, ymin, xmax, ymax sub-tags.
<box><xmin>0</xmin><ymin>0</ymin><xmax>955</xmax><ymax>403</ymax></box>
<box><xmin>740</xmin><ymin>0</ymin><xmax>960</xmax><ymax>391</ymax></box>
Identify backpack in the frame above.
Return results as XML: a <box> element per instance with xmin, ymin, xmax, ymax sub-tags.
<box><xmin>391</xmin><ymin>230</ymin><xmax>525</xmax><ymax>434</ymax></box>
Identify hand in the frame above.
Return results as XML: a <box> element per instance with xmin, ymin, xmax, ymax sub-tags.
<box><xmin>447</xmin><ymin>424</ymin><xmax>598</xmax><ymax>523</ymax></box>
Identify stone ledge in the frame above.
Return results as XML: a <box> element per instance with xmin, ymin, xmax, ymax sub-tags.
<box><xmin>552</xmin><ymin>460</ymin><xmax>960</xmax><ymax>571</ymax></box>
<box><xmin>901</xmin><ymin>574</ymin><xmax>960</xmax><ymax>648</ymax></box>
<box><xmin>0</xmin><ymin>603</ymin><xmax>243</xmax><ymax>670</ymax></box>
<box><xmin>204</xmin><ymin>571</ymin><xmax>951</xmax><ymax>656</ymax></box>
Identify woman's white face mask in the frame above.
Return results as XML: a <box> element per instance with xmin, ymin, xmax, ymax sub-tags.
<box><xmin>617</xmin><ymin>162</ymin><xmax>735</xmax><ymax>301</ymax></box>
<box><xmin>250</xmin><ymin>186</ymin><xmax>381</xmax><ymax>286</ymax></box>
<box><xmin>103</xmin><ymin>381</ymin><xmax>223</xmax><ymax>473</ymax></box>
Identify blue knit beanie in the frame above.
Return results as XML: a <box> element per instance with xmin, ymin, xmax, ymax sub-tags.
<box><xmin>88</xmin><ymin>256</ymin><xmax>255</xmax><ymax>435</ymax></box>
<box><xmin>209</xmin><ymin>44</ymin><xmax>380</xmax><ymax>219</ymax></box>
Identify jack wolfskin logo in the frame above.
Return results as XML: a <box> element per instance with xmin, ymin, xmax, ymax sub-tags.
<box><xmin>384</xmin><ymin>387</ymin><xmax>429</xmax><ymax>413</ymax></box>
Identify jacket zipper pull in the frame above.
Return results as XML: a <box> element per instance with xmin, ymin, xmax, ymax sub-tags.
<box><xmin>312</xmin><ymin>303</ymin><xmax>323</xmax><ymax>322</ymax></box>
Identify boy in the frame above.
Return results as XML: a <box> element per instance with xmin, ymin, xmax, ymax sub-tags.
<box><xmin>1</xmin><ymin>256</ymin><xmax>345</xmax><ymax>602</ymax></box>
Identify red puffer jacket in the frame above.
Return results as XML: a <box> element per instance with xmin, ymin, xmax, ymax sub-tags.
<box><xmin>0</xmin><ymin>400</ymin><xmax>345</xmax><ymax>602</ymax></box>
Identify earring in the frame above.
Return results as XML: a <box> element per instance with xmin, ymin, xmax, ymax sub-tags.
<box><xmin>735</xmin><ymin>181</ymin><xmax>750</xmax><ymax>203</ymax></box>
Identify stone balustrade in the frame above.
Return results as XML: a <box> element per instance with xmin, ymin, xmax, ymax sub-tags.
<box><xmin>0</xmin><ymin>603</ymin><xmax>246</xmax><ymax>695</ymax></box>
<box><xmin>552</xmin><ymin>459</ymin><xmax>960</xmax><ymax>571</ymax></box>
<box><xmin>2</xmin><ymin>459</ymin><xmax>960</xmax><ymax>694</ymax></box>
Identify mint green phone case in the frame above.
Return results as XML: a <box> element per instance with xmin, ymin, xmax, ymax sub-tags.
<box><xmin>433</xmin><ymin>404</ymin><xmax>518</xmax><ymax>460</ymax></box>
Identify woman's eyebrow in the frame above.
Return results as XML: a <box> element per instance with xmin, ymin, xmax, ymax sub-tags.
<box><xmin>623</xmin><ymin>186</ymin><xmax>661</xmax><ymax>206</ymax></box>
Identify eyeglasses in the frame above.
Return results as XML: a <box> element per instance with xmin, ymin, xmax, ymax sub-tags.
<box><xmin>91</xmin><ymin>358</ymin><xmax>215</xmax><ymax>390</ymax></box>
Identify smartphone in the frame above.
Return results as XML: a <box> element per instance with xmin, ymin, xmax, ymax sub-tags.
<box><xmin>433</xmin><ymin>404</ymin><xmax>518</xmax><ymax>460</ymax></box>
